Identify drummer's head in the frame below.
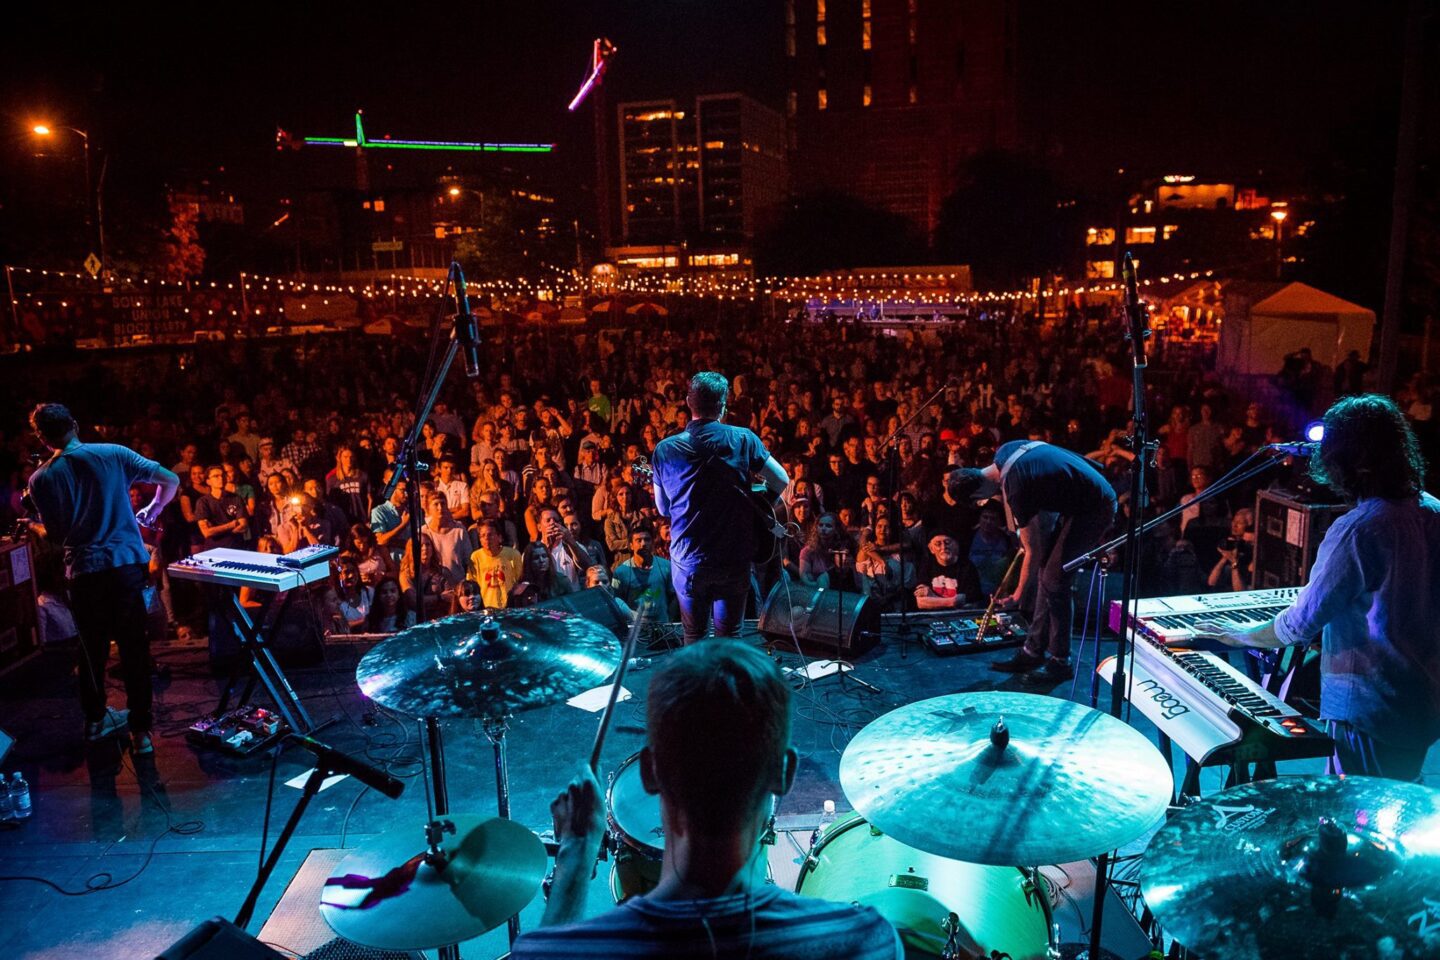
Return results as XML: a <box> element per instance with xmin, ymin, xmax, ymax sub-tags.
<box><xmin>641</xmin><ymin>642</ymin><xmax>796</xmax><ymax>839</ymax></box>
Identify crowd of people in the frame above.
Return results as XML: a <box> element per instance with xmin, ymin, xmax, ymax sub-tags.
<box><xmin>10</xmin><ymin>299</ymin><xmax>1437</xmax><ymax>652</ymax></box>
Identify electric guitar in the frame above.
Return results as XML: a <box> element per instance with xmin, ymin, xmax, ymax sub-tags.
<box><xmin>632</xmin><ymin>458</ymin><xmax>789</xmax><ymax>565</ymax></box>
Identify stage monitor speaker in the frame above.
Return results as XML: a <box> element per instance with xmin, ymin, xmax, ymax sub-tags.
<box><xmin>153</xmin><ymin>917</ymin><xmax>286</xmax><ymax>960</ymax></box>
<box><xmin>758</xmin><ymin>579</ymin><xmax>880</xmax><ymax>657</ymax></box>
<box><xmin>1251</xmin><ymin>488</ymin><xmax>1349</xmax><ymax>589</ymax></box>
<box><xmin>533</xmin><ymin>586</ymin><xmax>630</xmax><ymax>636</ymax></box>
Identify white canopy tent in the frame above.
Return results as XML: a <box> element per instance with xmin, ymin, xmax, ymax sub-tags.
<box><xmin>1217</xmin><ymin>282</ymin><xmax>1375</xmax><ymax>376</ymax></box>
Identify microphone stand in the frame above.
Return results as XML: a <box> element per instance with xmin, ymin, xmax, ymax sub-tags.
<box><xmin>877</xmin><ymin>378</ymin><xmax>950</xmax><ymax>659</ymax></box>
<box><xmin>373</xmin><ymin>260</ymin><xmax>480</xmax><ymax>959</ymax></box>
<box><xmin>1087</xmin><ymin>251</ymin><xmax>1151</xmax><ymax>960</ymax></box>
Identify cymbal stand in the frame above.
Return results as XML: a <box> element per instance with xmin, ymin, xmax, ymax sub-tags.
<box><xmin>483</xmin><ymin>714</ymin><xmax>521</xmax><ymax>945</ymax></box>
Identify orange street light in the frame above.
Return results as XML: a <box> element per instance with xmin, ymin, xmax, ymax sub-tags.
<box><xmin>1270</xmin><ymin>208</ymin><xmax>1289</xmax><ymax>222</ymax></box>
<box><xmin>32</xmin><ymin>124</ymin><xmax>52</xmax><ymax>136</ymax></box>
<box><xmin>448</xmin><ymin>186</ymin><xmax>462</xmax><ymax>197</ymax></box>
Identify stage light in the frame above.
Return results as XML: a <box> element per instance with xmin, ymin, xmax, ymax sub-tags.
<box><xmin>1304</xmin><ymin>421</ymin><xmax>1325</xmax><ymax>443</ymax></box>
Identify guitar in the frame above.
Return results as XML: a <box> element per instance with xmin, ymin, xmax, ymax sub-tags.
<box><xmin>631</xmin><ymin>458</ymin><xmax>789</xmax><ymax>565</ymax></box>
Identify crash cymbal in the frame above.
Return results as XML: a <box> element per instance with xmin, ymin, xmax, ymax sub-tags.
<box><xmin>840</xmin><ymin>692</ymin><xmax>1172</xmax><ymax>865</ymax></box>
<box><xmin>356</xmin><ymin>609</ymin><xmax>622</xmax><ymax>719</ymax></box>
<box><xmin>320</xmin><ymin>814</ymin><xmax>547</xmax><ymax>950</ymax></box>
<box><xmin>1141</xmin><ymin>776</ymin><xmax>1440</xmax><ymax>960</ymax></box>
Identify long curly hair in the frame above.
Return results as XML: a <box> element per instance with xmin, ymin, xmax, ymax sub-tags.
<box><xmin>1310</xmin><ymin>394</ymin><xmax>1425</xmax><ymax>501</ymax></box>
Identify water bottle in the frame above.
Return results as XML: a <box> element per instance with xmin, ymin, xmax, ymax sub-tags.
<box><xmin>0</xmin><ymin>775</ymin><xmax>12</xmax><ymax>821</ymax></box>
<box><xmin>810</xmin><ymin>798</ymin><xmax>837</xmax><ymax>849</ymax></box>
<box><xmin>10</xmin><ymin>773</ymin><xmax>30</xmax><ymax>820</ymax></box>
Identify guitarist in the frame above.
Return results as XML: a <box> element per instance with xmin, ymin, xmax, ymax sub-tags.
<box><xmin>651</xmin><ymin>372</ymin><xmax>789</xmax><ymax>643</ymax></box>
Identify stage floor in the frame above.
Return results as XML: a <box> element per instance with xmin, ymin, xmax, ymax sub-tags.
<box><xmin>1</xmin><ymin>624</ymin><xmax>1436</xmax><ymax>959</ymax></box>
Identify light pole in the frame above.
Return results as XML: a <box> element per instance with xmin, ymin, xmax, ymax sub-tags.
<box><xmin>32</xmin><ymin>123</ymin><xmax>106</xmax><ymax>275</ymax></box>
<box><xmin>1270</xmin><ymin>205</ymin><xmax>1288</xmax><ymax>280</ymax></box>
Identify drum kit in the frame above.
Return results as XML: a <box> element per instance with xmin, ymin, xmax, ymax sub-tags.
<box><xmin>313</xmin><ymin>608</ymin><xmax>1440</xmax><ymax>960</ymax></box>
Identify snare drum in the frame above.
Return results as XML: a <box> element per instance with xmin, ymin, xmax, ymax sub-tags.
<box><xmin>606</xmin><ymin>752</ymin><xmax>665</xmax><ymax>902</ymax></box>
<box><xmin>604</xmin><ymin>752</ymin><xmax>776</xmax><ymax>903</ymax></box>
<box><xmin>795</xmin><ymin>813</ymin><xmax>1054</xmax><ymax>959</ymax></box>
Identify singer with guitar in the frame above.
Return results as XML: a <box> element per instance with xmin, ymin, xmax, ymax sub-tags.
<box><xmin>650</xmin><ymin>373</ymin><xmax>789</xmax><ymax>643</ymax></box>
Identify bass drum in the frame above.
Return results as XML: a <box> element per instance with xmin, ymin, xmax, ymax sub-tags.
<box><xmin>795</xmin><ymin>813</ymin><xmax>1054</xmax><ymax>959</ymax></box>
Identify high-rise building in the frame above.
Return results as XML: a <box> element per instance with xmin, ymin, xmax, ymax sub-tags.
<box><xmin>615</xmin><ymin>93</ymin><xmax>787</xmax><ymax>261</ymax></box>
<box><xmin>785</xmin><ymin>0</ymin><xmax>1019</xmax><ymax>236</ymax></box>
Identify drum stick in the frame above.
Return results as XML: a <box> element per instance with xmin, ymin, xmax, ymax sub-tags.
<box><xmin>589</xmin><ymin>599</ymin><xmax>651</xmax><ymax>773</ymax></box>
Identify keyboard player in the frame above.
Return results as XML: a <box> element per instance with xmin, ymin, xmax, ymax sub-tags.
<box><xmin>1199</xmin><ymin>395</ymin><xmax>1440</xmax><ymax>782</ymax></box>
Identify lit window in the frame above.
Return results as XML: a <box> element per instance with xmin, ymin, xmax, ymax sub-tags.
<box><xmin>1086</xmin><ymin>260</ymin><xmax>1115</xmax><ymax>279</ymax></box>
<box><xmin>818</xmin><ymin>88</ymin><xmax>828</xmax><ymax>110</ymax></box>
<box><xmin>786</xmin><ymin>26</ymin><xmax>796</xmax><ymax>56</ymax></box>
<box><xmin>862</xmin><ymin>20</ymin><xmax>872</xmax><ymax>49</ymax></box>
<box><xmin>1125</xmin><ymin>226</ymin><xmax>1157</xmax><ymax>244</ymax></box>
<box><xmin>908</xmin><ymin>84</ymin><xmax>918</xmax><ymax>104</ymax></box>
<box><xmin>907</xmin><ymin>0</ymin><xmax>917</xmax><ymax>12</ymax></box>
<box><xmin>862</xmin><ymin>0</ymin><xmax>870</xmax><ymax>14</ymax></box>
<box><xmin>785</xmin><ymin>0</ymin><xmax>795</xmax><ymax>24</ymax></box>
<box><xmin>1085</xmin><ymin>227</ymin><xmax>1115</xmax><ymax>246</ymax></box>
<box><xmin>817</xmin><ymin>24</ymin><xmax>827</xmax><ymax>45</ymax></box>
<box><xmin>1162</xmin><ymin>224</ymin><xmax>1179</xmax><ymax>240</ymax></box>
<box><xmin>817</xmin><ymin>0</ymin><xmax>826</xmax><ymax>20</ymax></box>
<box><xmin>909</xmin><ymin>20</ymin><xmax>917</xmax><ymax>44</ymax></box>
<box><xmin>373</xmin><ymin>199</ymin><xmax>385</xmax><ymax>212</ymax></box>
<box><xmin>787</xmin><ymin>90</ymin><xmax>798</xmax><ymax>116</ymax></box>
<box><xmin>863</xmin><ymin>84</ymin><xmax>873</xmax><ymax>106</ymax></box>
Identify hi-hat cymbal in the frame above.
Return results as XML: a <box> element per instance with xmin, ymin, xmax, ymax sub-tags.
<box><xmin>840</xmin><ymin>692</ymin><xmax>1172</xmax><ymax>865</ymax></box>
<box><xmin>356</xmin><ymin>609</ymin><xmax>622</xmax><ymax>719</ymax></box>
<box><xmin>320</xmin><ymin>814</ymin><xmax>547</xmax><ymax>950</ymax></box>
<box><xmin>1141</xmin><ymin>775</ymin><xmax>1440</xmax><ymax>960</ymax></box>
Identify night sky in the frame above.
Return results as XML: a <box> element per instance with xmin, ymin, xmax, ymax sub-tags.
<box><xmin>0</xmin><ymin>3</ymin><xmax>1409</xmax><ymax>203</ymax></box>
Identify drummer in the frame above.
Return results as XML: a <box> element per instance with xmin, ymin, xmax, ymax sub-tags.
<box><xmin>510</xmin><ymin>641</ymin><xmax>901</xmax><ymax>958</ymax></box>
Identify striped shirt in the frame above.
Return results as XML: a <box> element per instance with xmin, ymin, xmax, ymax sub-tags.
<box><xmin>510</xmin><ymin>887</ymin><xmax>900</xmax><ymax>959</ymax></box>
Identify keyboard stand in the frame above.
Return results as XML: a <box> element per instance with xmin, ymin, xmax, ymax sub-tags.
<box><xmin>212</xmin><ymin>587</ymin><xmax>329</xmax><ymax>737</ymax></box>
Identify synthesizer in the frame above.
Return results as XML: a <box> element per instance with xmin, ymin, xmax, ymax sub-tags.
<box><xmin>169</xmin><ymin>546</ymin><xmax>336</xmax><ymax>592</ymax></box>
<box><xmin>1098</xmin><ymin>587</ymin><xmax>1330</xmax><ymax>784</ymax></box>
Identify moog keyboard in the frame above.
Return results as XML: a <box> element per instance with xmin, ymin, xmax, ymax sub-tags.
<box><xmin>169</xmin><ymin>545</ymin><xmax>337</xmax><ymax>592</ymax></box>
<box><xmin>1098</xmin><ymin>587</ymin><xmax>1330</xmax><ymax>790</ymax></box>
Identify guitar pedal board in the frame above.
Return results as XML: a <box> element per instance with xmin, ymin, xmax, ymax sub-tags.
<box><xmin>921</xmin><ymin>610</ymin><xmax>1029</xmax><ymax>656</ymax></box>
<box><xmin>186</xmin><ymin>705</ymin><xmax>289</xmax><ymax>756</ymax></box>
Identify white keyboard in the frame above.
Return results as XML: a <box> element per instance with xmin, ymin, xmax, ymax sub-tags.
<box><xmin>169</xmin><ymin>548</ymin><xmax>333</xmax><ymax>592</ymax></box>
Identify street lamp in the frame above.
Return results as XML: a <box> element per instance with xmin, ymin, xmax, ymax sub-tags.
<box><xmin>1270</xmin><ymin>204</ymin><xmax>1288</xmax><ymax>280</ymax></box>
<box><xmin>30</xmin><ymin>122</ymin><xmax>105</xmax><ymax>275</ymax></box>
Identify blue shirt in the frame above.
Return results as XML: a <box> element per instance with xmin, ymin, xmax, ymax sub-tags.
<box><xmin>510</xmin><ymin>886</ymin><xmax>900</xmax><ymax>960</ymax></box>
<box><xmin>27</xmin><ymin>442</ymin><xmax>161</xmax><ymax>578</ymax></box>
<box><xmin>652</xmin><ymin>420</ymin><xmax>770</xmax><ymax>574</ymax></box>
<box><xmin>1274</xmin><ymin>493</ymin><xmax>1440</xmax><ymax>747</ymax></box>
<box><xmin>370</xmin><ymin>500</ymin><xmax>409</xmax><ymax>559</ymax></box>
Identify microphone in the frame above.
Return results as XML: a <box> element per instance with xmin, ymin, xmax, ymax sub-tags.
<box><xmin>1270</xmin><ymin>441</ymin><xmax>1319</xmax><ymax>457</ymax></box>
<box><xmin>450</xmin><ymin>260</ymin><xmax>481</xmax><ymax>379</ymax></box>
<box><xmin>288</xmin><ymin>734</ymin><xmax>405</xmax><ymax>799</ymax></box>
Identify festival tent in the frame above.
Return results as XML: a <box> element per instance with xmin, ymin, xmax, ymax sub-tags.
<box><xmin>1216</xmin><ymin>282</ymin><xmax>1375</xmax><ymax>376</ymax></box>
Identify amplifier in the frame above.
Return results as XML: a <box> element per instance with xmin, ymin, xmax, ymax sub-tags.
<box><xmin>1251</xmin><ymin>488</ymin><xmax>1349</xmax><ymax>589</ymax></box>
<box><xmin>757</xmin><ymin>580</ymin><xmax>880</xmax><ymax>657</ymax></box>
<box><xmin>0</xmin><ymin>540</ymin><xmax>39</xmax><ymax>675</ymax></box>
<box><xmin>533</xmin><ymin>586</ymin><xmax>631</xmax><ymax>636</ymax></box>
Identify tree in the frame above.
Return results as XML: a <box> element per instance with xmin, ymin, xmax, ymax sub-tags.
<box><xmin>160</xmin><ymin>192</ymin><xmax>205</xmax><ymax>283</ymax></box>
<box><xmin>453</xmin><ymin>190</ymin><xmax>570</xmax><ymax>283</ymax></box>
<box><xmin>753</xmin><ymin>191</ymin><xmax>926</xmax><ymax>276</ymax></box>
<box><xmin>933</xmin><ymin>151</ymin><xmax>1074</xmax><ymax>290</ymax></box>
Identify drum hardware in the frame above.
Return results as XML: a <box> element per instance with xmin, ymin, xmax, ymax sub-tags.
<box><xmin>353</xmin><ymin>608</ymin><xmax>624</xmax><ymax>953</ymax></box>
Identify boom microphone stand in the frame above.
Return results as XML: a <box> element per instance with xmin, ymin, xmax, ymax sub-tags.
<box><xmin>374</xmin><ymin>260</ymin><xmax>483</xmax><ymax>958</ymax></box>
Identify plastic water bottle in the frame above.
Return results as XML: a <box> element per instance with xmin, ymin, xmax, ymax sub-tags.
<box><xmin>0</xmin><ymin>776</ymin><xmax>12</xmax><ymax>821</ymax></box>
<box><xmin>810</xmin><ymin>798</ymin><xmax>837</xmax><ymax>849</ymax></box>
<box><xmin>10</xmin><ymin>773</ymin><xmax>30</xmax><ymax>820</ymax></box>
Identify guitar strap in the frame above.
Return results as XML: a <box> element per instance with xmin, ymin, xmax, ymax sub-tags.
<box><xmin>998</xmin><ymin>441</ymin><xmax>1044</xmax><ymax>532</ymax></box>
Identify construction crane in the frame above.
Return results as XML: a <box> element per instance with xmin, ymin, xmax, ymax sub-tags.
<box><xmin>568</xmin><ymin>39</ymin><xmax>618</xmax><ymax>251</ymax></box>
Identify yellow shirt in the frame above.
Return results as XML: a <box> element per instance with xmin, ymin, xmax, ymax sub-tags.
<box><xmin>469</xmin><ymin>546</ymin><xmax>523</xmax><ymax>609</ymax></box>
